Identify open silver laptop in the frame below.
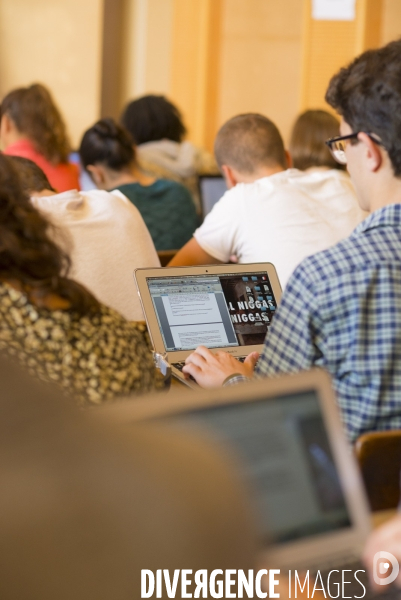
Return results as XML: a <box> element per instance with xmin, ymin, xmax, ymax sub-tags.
<box><xmin>135</xmin><ymin>264</ymin><xmax>282</xmax><ymax>387</ymax></box>
<box><xmin>95</xmin><ymin>369</ymin><xmax>371</xmax><ymax>576</ymax></box>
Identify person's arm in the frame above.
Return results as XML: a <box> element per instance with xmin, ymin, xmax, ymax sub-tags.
<box><xmin>168</xmin><ymin>237</ymin><xmax>222</xmax><ymax>266</ymax></box>
<box><xmin>183</xmin><ymin>264</ymin><xmax>321</xmax><ymax>388</ymax></box>
<box><xmin>182</xmin><ymin>346</ymin><xmax>259</xmax><ymax>388</ymax></box>
<box><xmin>170</xmin><ymin>186</ymin><xmax>240</xmax><ymax>266</ymax></box>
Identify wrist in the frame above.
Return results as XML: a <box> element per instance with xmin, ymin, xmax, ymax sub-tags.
<box><xmin>222</xmin><ymin>372</ymin><xmax>244</xmax><ymax>386</ymax></box>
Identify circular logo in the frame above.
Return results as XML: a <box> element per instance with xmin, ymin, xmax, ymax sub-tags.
<box><xmin>373</xmin><ymin>551</ymin><xmax>399</xmax><ymax>586</ymax></box>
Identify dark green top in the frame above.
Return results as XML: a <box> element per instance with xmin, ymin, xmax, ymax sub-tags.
<box><xmin>113</xmin><ymin>179</ymin><xmax>198</xmax><ymax>251</ymax></box>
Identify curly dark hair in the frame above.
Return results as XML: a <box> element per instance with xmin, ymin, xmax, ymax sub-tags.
<box><xmin>79</xmin><ymin>118</ymin><xmax>135</xmax><ymax>171</ymax></box>
<box><xmin>0</xmin><ymin>154</ymin><xmax>99</xmax><ymax>314</ymax></box>
<box><xmin>120</xmin><ymin>95</ymin><xmax>187</xmax><ymax>145</ymax></box>
<box><xmin>0</xmin><ymin>83</ymin><xmax>72</xmax><ymax>164</ymax></box>
<box><xmin>325</xmin><ymin>39</ymin><xmax>401</xmax><ymax>178</ymax></box>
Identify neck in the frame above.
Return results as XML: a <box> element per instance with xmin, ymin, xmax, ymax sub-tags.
<box><xmin>237</xmin><ymin>164</ymin><xmax>284</xmax><ymax>184</ymax></box>
<box><xmin>363</xmin><ymin>167</ymin><xmax>401</xmax><ymax>213</ymax></box>
<box><xmin>30</xmin><ymin>189</ymin><xmax>57</xmax><ymax>198</ymax></box>
<box><xmin>105</xmin><ymin>164</ymin><xmax>155</xmax><ymax>189</ymax></box>
<box><xmin>369</xmin><ymin>180</ymin><xmax>401</xmax><ymax>213</ymax></box>
<box><xmin>2</xmin><ymin>129</ymin><xmax>28</xmax><ymax>151</ymax></box>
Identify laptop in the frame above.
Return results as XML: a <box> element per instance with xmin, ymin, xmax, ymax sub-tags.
<box><xmin>95</xmin><ymin>369</ymin><xmax>374</xmax><ymax>579</ymax></box>
<box><xmin>198</xmin><ymin>175</ymin><xmax>227</xmax><ymax>218</ymax></box>
<box><xmin>135</xmin><ymin>264</ymin><xmax>282</xmax><ymax>387</ymax></box>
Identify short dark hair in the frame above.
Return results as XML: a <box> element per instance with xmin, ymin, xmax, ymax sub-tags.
<box><xmin>289</xmin><ymin>110</ymin><xmax>344</xmax><ymax>171</ymax></box>
<box><xmin>8</xmin><ymin>156</ymin><xmax>55</xmax><ymax>193</ymax></box>
<box><xmin>79</xmin><ymin>118</ymin><xmax>135</xmax><ymax>172</ymax></box>
<box><xmin>325</xmin><ymin>39</ymin><xmax>401</xmax><ymax>177</ymax></box>
<box><xmin>120</xmin><ymin>95</ymin><xmax>186</xmax><ymax>145</ymax></box>
<box><xmin>214</xmin><ymin>114</ymin><xmax>287</xmax><ymax>174</ymax></box>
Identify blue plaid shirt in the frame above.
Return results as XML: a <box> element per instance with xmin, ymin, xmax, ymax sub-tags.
<box><xmin>228</xmin><ymin>203</ymin><xmax>401</xmax><ymax>442</ymax></box>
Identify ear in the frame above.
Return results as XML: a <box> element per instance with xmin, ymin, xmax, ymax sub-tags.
<box><xmin>1</xmin><ymin>113</ymin><xmax>14</xmax><ymax>134</ymax></box>
<box><xmin>86</xmin><ymin>164</ymin><xmax>105</xmax><ymax>188</ymax></box>
<box><xmin>358</xmin><ymin>132</ymin><xmax>382</xmax><ymax>173</ymax></box>
<box><xmin>285</xmin><ymin>150</ymin><xmax>292</xmax><ymax>169</ymax></box>
<box><xmin>221</xmin><ymin>164</ymin><xmax>238</xmax><ymax>189</ymax></box>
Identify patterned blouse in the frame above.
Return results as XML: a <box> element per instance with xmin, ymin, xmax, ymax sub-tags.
<box><xmin>0</xmin><ymin>282</ymin><xmax>158</xmax><ymax>405</ymax></box>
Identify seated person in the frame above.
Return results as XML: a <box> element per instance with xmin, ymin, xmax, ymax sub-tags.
<box><xmin>79</xmin><ymin>118</ymin><xmax>198</xmax><ymax>251</ymax></box>
<box><xmin>11</xmin><ymin>156</ymin><xmax>160</xmax><ymax>322</ymax></box>
<box><xmin>0</xmin><ymin>355</ymin><xmax>256</xmax><ymax>599</ymax></box>
<box><xmin>0</xmin><ymin>83</ymin><xmax>80</xmax><ymax>192</ymax></box>
<box><xmin>289</xmin><ymin>108</ymin><xmax>345</xmax><ymax>172</ymax></box>
<box><xmin>0</xmin><ymin>154</ymin><xmax>159</xmax><ymax>405</ymax></box>
<box><xmin>170</xmin><ymin>113</ymin><xmax>365</xmax><ymax>288</ymax></box>
<box><xmin>182</xmin><ymin>40</ymin><xmax>401</xmax><ymax>444</ymax></box>
<box><xmin>120</xmin><ymin>94</ymin><xmax>219</xmax><ymax>209</ymax></box>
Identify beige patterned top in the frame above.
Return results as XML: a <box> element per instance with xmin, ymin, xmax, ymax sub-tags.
<box><xmin>0</xmin><ymin>282</ymin><xmax>158</xmax><ymax>405</ymax></box>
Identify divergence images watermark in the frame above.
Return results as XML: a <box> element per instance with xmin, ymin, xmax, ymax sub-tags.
<box><xmin>141</xmin><ymin>554</ymin><xmax>399</xmax><ymax>598</ymax></box>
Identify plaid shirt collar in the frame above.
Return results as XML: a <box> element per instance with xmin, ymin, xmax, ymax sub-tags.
<box><xmin>352</xmin><ymin>202</ymin><xmax>401</xmax><ymax>237</ymax></box>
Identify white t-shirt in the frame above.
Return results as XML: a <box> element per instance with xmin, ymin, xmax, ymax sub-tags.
<box><xmin>31</xmin><ymin>189</ymin><xmax>160</xmax><ymax>321</ymax></box>
<box><xmin>194</xmin><ymin>168</ymin><xmax>367</xmax><ymax>288</ymax></box>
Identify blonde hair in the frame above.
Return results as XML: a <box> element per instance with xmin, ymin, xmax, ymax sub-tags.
<box><xmin>1</xmin><ymin>83</ymin><xmax>72</xmax><ymax>164</ymax></box>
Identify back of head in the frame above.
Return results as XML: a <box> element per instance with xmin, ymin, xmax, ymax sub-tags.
<box><xmin>289</xmin><ymin>109</ymin><xmax>343</xmax><ymax>170</ymax></box>
<box><xmin>8</xmin><ymin>156</ymin><xmax>54</xmax><ymax>194</ymax></box>
<box><xmin>0</xmin><ymin>83</ymin><xmax>71</xmax><ymax>164</ymax></box>
<box><xmin>79</xmin><ymin>117</ymin><xmax>134</xmax><ymax>172</ymax></box>
<box><xmin>0</xmin><ymin>354</ymin><xmax>256</xmax><ymax>599</ymax></box>
<box><xmin>325</xmin><ymin>38</ymin><xmax>401</xmax><ymax>177</ymax></box>
<box><xmin>214</xmin><ymin>113</ymin><xmax>287</xmax><ymax>174</ymax></box>
<box><xmin>120</xmin><ymin>94</ymin><xmax>186</xmax><ymax>145</ymax></box>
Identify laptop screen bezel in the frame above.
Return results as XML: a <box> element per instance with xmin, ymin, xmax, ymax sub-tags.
<box><xmin>135</xmin><ymin>264</ymin><xmax>282</xmax><ymax>361</ymax></box>
<box><xmin>95</xmin><ymin>369</ymin><xmax>371</xmax><ymax>570</ymax></box>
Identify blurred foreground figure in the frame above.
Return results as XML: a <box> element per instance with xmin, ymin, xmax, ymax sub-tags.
<box><xmin>0</xmin><ymin>356</ymin><xmax>256</xmax><ymax>600</ymax></box>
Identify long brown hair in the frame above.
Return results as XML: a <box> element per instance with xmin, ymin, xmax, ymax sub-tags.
<box><xmin>1</xmin><ymin>83</ymin><xmax>72</xmax><ymax>164</ymax></box>
<box><xmin>289</xmin><ymin>109</ymin><xmax>344</xmax><ymax>171</ymax></box>
<box><xmin>0</xmin><ymin>154</ymin><xmax>99</xmax><ymax>315</ymax></box>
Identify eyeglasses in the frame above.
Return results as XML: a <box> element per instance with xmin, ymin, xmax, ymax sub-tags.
<box><xmin>325</xmin><ymin>132</ymin><xmax>384</xmax><ymax>165</ymax></box>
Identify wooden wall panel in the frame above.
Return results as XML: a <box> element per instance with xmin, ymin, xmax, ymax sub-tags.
<box><xmin>301</xmin><ymin>0</ymin><xmax>383</xmax><ymax>112</ymax></box>
<box><xmin>0</xmin><ymin>0</ymin><xmax>104</xmax><ymax>148</ymax></box>
<box><xmin>170</xmin><ymin>0</ymin><xmax>222</xmax><ymax>149</ymax></box>
<box><xmin>217</xmin><ymin>0</ymin><xmax>304</xmax><ymax>144</ymax></box>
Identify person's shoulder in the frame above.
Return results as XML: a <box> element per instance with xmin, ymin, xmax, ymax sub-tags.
<box><xmin>79</xmin><ymin>303</ymin><xmax>148</xmax><ymax>337</ymax></box>
<box><xmin>286</xmin><ymin>167</ymin><xmax>355</xmax><ymax>194</ymax></box>
<box><xmin>155</xmin><ymin>177</ymin><xmax>191</xmax><ymax>195</ymax></box>
<box><xmin>290</xmin><ymin>224</ymin><xmax>397</xmax><ymax>290</ymax></box>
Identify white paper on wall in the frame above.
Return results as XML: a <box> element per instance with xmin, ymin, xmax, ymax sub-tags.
<box><xmin>312</xmin><ymin>0</ymin><xmax>356</xmax><ymax>21</ymax></box>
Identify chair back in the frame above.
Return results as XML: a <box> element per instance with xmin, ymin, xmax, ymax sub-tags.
<box><xmin>355</xmin><ymin>429</ymin><xmax>401</xmax><ymax>511</ymax></box>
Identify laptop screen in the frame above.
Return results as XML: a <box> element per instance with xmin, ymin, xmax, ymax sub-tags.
<box><xmin>199</xmin><ymin>176</ymin><xmax>227</xmax><ymax>217</ymax></box>
<box><xmin>146</xmin><ymin>272</ymin><xmax>278</xmax><ymax>351</ymax></box>
<box><xmin>167</xmin><ymin>390</ymin><xmax>351</xmax><ymax>544</ymax></box>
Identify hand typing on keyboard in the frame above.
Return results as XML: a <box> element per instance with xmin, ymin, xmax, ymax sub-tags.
<box><xmin>182</xmin><ymin>346</ymin><xmax>259</xmax><ymax>389</ymax></box>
